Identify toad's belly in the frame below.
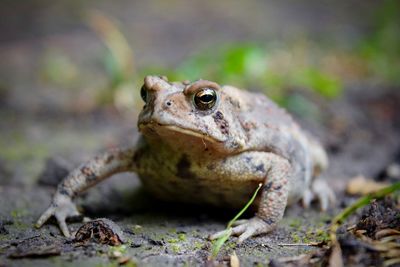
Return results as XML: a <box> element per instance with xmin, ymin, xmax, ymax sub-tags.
<box><xmin>138</xmin><ymin>172</ymin><xmax>263</xmax><ymax>209</ymax></box>
<box><xmin>135</xmin><ymin>144</ymin><xmax>265</xmax><ymax>208</ymax></box>
<box><xmin>134</xmin><ymin>142</ymin><xmax>305</xmax><ymax>209</ymax></box>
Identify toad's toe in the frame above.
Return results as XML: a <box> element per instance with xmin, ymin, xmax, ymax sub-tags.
<box><xmin>301</xmin><ymin>189</ymin><xmax>314</xmax><ymax>208</ymax></box>
<box><xmin>209</xmin><ymin>217</ymin><xmax>275</xmax><ymax>243</ymax></box>
<box><xmin>312</xmin><ymin>179</ymin><xmax>335</xmax><ymax>211</ymax></box>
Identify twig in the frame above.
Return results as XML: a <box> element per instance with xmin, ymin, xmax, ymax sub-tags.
<box><xmin>278</xmin><ymin>242</ymin><xmax>324</xmax><ymax>247</ymax></box>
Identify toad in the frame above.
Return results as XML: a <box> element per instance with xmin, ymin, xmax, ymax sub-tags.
<box><xmin>36</xmin><ymin>75</ymin><xmax>334</xmax><ymax>243</ymax></box>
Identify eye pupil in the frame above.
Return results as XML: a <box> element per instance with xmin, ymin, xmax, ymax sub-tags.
<box><xmin>194</xmin><ymin>88</ymin><xmax>217</xmax><ymax>110</ymax></box>
<box><xmin>140</xmin><ymin>86</ymin><xmax>147</xmax><ymax>102</ymax></box>
<box><xmin>200</xmin><ymin>94</ymin><xmax>213</xmax><ymax>102</ymax></box>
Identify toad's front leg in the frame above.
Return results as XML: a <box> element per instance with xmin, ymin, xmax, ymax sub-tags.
<box><xmin>210</xmin><ymin>152</ymin><xmax>290</xmax><ymax>243</ymax></box>
<box><xmin>35</xmin><ymin>147</ymin><xmax>136</xmax><ymax>237</ymax></box>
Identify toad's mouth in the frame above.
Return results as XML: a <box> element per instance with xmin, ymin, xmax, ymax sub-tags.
<box><xmin>139</xmin><ymin>122</ymin><xmax>222</xmax><ymax>144</ymax></box>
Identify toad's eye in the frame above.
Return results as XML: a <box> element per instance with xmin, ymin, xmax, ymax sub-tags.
<box><xmin>193</xmin><ymin>88</ymin><xmax>218</xmax><ymax>110</ymax></box>
<box><xmin>140</xmin><ymin>86</ymin><xmax>148</xmax><ymax>102</ymax></box>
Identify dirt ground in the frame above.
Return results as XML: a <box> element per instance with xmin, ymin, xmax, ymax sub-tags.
<box><xmin>0</xmin><ymin>1</ymin><xmax>399</xmax><ymax>266</ymax></box>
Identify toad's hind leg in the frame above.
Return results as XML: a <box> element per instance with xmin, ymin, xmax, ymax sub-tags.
<box><xmin>210</xmin><ymin>152</ymin><xmax>291</xmax><ymax>243</ymax></box>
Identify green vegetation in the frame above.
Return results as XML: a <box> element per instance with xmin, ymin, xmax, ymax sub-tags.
<box><xmin>94</xmin><ymin>262</ymin><xmax>137</xmax><ymax>267</ymax></box>
<box><xmin>90</xmin><ymin>1</ymin><xmax>398</xmax><ymax>113</ymax></box>
<box><xmin>192</xmin><ymin>241</ymin><xmax>203</xmax><ymax>250</ymax></box>
<box><xmin>178</xmin><ymin>233</ymin><xmax>187</xmax><ymax>241</ymax></box>
<box><xmin>167</xmin><ymin>238</ymin><xmax>179</xmax><ymax>244</ymax></box>
<box><xmin>10</xmin><ymin>208</ymin><xmax>31</xmax><ymax>230</ymax></box>
<box><xmin>302</xmin><ymin>227</ymin><xmax>330</xmax><ymax>243</ymax></box>
<box><xmin>357</xmin><ymin>0</ymin><xmax>400</xmax><ymax>85</ymax></box>
<box><xmin>87</xmin><ymin>11</ymin><xmax>136</xmax><ymax>108</ymax></box>
<box><xmin>129</xmin><ymin>225</ymin><xmax>143</xmax><ymax>234</ymax></box>
<box><xmin>171</xmin><ymin>244</ymin><xmax>181</xmax><ymax>253</ymax></box>
<box><xmin>41</xmin><ymin>49</ymin><xmax>79</xmax><ymax>86</ymax></box>
<box><xmin>28</xmin><ymin>1</ymin><xmax>399</xmax><ymax>116</ymax></box>
<box><xmin>10</xmin><ymin>208</ymin><xmax>29</xmax><ymax>219</ymax></box>
<box><xmin>291</xmin><ymin>233</ymin><xmax>301</xmax><ymax>243</ymax></box>
<box><xmin>210</xmin><ymin>183</ymin><xmax>263</xmax><ymax>259</ymax></box>
<box><xmin>288</xmin><ymin>218</ymin><xmax>302</xmax><ymax>229</ymax></box>
<box><xmin>108</xmin><ymin>244</ymin><xmax>128</xmax><ymax>256</ymax></box>
<box><xmin>168</xmin><ymin>42</ymin><xmax>344</xmax><ymax>102</ymax></box>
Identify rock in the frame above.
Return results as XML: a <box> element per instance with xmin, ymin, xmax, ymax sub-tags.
<box><xmin>7</xmin><ymin>236</ymin><xmax>62</xmax><ymax>258</ymax></box>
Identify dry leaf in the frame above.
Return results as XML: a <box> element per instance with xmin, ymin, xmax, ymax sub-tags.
<box><xmin>230</xmin><ymin>251</ymin><xmax>240</xmax><ymax>267</ymax></box>
<box><xmin>346</xmin><ymin>175</ymin><xmax>389</xmax><ymax>195</ymax></box>
<box><xmin>329</xmin><ymin>243</ymin><xmax>343</xmax><ymax>267</ymax></box>
<box><xmin>375</xmin><ymin>229</ymin><xmax>400</xmax><ymax>239</ymax></box>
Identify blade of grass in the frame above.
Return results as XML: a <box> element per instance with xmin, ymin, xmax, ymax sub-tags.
<box><xmin>87</xmin><ymin>10</ymin><xmax>134</xmax><ymax>85</ymax></box>
<box><xmin>227</xmin><ymin>183</ymin><xmax>263</xmax><ymax>229</ymax></box>
<box><xmin>211</xmin><ymin>228</ymin><xmax>232</xmax><ymax>259</ymax></box>
<box><xmin>210</xmin><ymin>183</ymin><xmax>263</xmax><ymax>259</ymax></box>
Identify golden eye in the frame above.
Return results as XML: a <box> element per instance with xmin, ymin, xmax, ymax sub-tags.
<box><xmin>140</xmin><ymin>86</ymin><xmax>147</xmax><ymax>102</ymax></box>
<box><xmin>193</xmin><ymin>88</ymin><xmax>217</xmax><ymax>110</ymax></box>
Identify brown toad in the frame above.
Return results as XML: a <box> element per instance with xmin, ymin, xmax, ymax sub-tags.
<box><xmin>36</xmin><ymin>75</ymin><xmax>334</xmax><ymax>243</ymax></box>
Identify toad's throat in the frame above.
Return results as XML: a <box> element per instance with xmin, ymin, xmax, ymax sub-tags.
<box><xmin>139</xmin><ymin>123</ymin><xmax>222</xmax><ymax>144</ymax></box>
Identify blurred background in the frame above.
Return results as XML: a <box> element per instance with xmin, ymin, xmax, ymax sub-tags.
<box><xmin>0</xmin><ymin>0</ymin><xmax>399</xmax><ymax>195</ymax></box>
<box><xmin>0</xmin><ymin>1</ymin><xmax>400</xmax><ymax>265</ymax></box>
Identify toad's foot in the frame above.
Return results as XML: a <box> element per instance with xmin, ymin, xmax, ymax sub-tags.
<box><xmin>209</xmin><ymin>216</ymin><xmax>275</xmax><ymax>243</ymax></box>
<box><xmin>35</xmin><ymin>193</ymin><xmax>80</xmax><ymax>238</ymax></box>
<box><xmin>35</xmin><ymin>148</ymin><xmax>136</xmax><ymax>237</ymax></box>
<box><xmin>302</xmin><ymin>178</ymin><xmax>335</xmax><ymax>211</ymax></box>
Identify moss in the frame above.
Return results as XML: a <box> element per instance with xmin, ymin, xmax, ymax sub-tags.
<box><xmin>130</xmin><ymin>224</ymin><xmax>143</xmax><ymax>234</ymax></box>
<box><xmin>9</xmin><ymin>209</ymin><xmax>30</xmax><ymax>230</ymax></box>
<box><xmin>94</xmin><ymin>264</ymin><xmax>117</xmax><ymax>267</ymax></box>
<box><xmin>288</xmin><ymin>218</ymin><xmax>302</xmax><ymax>229</ymax></box>
<box><xmin>191</xmin><ymin>229</ymin><xmax>201</xmax><ymax>238</ymax></box>
<box><xmin>94</xmin><ymin>263</ymin><xmax>119</xmax><ymax>267</ymax></box>
<box><xmin>10</xmin><ymin>208</ymin><xmax>29</xmax><ymax>219</ymax></box>
<box><xmin>167</xmin><ymin>238</ymin><xmax>179</xmax><ymax>243</ymax></box>
<box><xmin>226</xmin><ymin>241</ymin><xmax>237</xmax><ymax>249</ymax></box>
<box><xmin>171</xmin><ymin>244</ymin><xmax>181</xmax><ymax>253</ymax></box>
<box><xmin>178</xmin><ymin>233</ymin><xmax>186</xmax><ymax>241</ymax></box>
<box><xmin>313</xmin><ymin>228</ymin><xmax>330</xmax><ymax>242</ymax></box>
<box><xmin>168</xmin><ymin>228</ymin><xmax>177</xmax><ymax>234</ymax></box>
<box><xmin>123</xmin><ymin>261</ymin><xmax>138</xmax><ymax>267</ymax></box>
<box><xmin>303</xmin><ymin>227</ymin><xmax>330</xmax><ymax>243</ymax></box>
<box><xmin>291</xmin><ymin>233</ymin><xmax>301</xmax><ymax>243</ymax></box>
<box><xmin>192</xmin><ymin>241</ymin><xmax>203</xmax><ymax>250</ymax></box>
<box><xmin>108</xmin><ymin>244</ymin><xmax>127</xmax><ymax>258</ymax></box>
